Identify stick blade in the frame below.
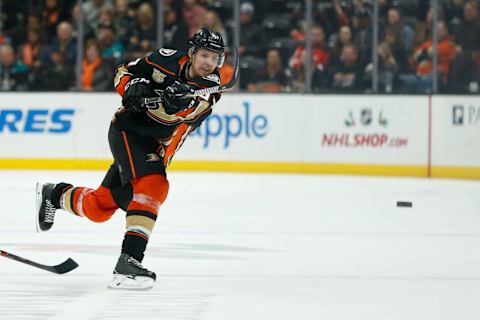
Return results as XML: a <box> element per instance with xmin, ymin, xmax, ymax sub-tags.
<box><xmin>50</xmin><ymin>258</ymin><xmax>79</xmax><ymax>274</ymax></box>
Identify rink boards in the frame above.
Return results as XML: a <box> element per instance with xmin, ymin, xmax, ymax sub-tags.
<box><xmin>0</xmin><ymin>93</ymin><xmax>478</xmax><ymax>179</ymax></box>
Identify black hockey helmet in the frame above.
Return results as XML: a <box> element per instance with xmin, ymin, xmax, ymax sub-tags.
<box><xmin>189</xmin><ymin>28</ymin><xmax>226</xmax><ymax>66</ymax></box>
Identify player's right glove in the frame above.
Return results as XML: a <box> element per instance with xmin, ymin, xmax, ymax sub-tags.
<box><xmin>122</xmin><ymin>78</ymin><xmax>153</xmax><ymax>112</ymax></box>
<box><xmin>162</xmin><ymin>80</ymin><xmax>196</xmax><ymax>115</ymax></box>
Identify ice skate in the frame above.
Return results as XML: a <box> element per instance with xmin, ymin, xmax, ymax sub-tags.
<box><xmin>108</xmin><ymin>253</ymin><xmax>156</xmax><ymax>290</ymax></box>
<box><xmin>35</xmin><ymin>182</ymin><xmax>57</xmax><ymax>232</ymax></box>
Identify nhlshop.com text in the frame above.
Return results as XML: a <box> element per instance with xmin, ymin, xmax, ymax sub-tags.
<box><xmin>322</xmin><ymin>133</ymin><xmax>408</xmax><ymax>148</ymax></box>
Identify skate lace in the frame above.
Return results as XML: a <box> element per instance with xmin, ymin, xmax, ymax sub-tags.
<box><xmin>128</xmin><ymin>257</ymin><xmax>147</xmax><ymax>271</ymax></box>
<box><xmin>44</xmin><ymin>199</ymin><xmax>56</xmax><ymax>223</ymax></box>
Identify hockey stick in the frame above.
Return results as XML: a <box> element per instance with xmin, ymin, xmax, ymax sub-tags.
<box><xmin>141</xmin><ymin>47</ymin><xmax>239</xmax><ymax>106</ymax></box>
<box><xmin>0</xmin><ymin>249</ymin><xmax>78</xmax><ymax>274</ymax></box>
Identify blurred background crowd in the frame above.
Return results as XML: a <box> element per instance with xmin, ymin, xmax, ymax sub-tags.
<box><xmin>0</xmin><ymin>0</ymin><xmax>479</xmax><ymax>94</ymax></box>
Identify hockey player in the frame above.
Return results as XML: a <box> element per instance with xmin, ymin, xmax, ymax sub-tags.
<box><xmin>35</xmin><ymin>29</ymin><xmax>226</xmax><ymax>290</ymax></box>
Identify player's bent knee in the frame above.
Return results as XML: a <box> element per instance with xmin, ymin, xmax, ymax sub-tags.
<box><xmin>130</xmin><ymin>174</ymin><xmax>170</xmax><ymax>213</ymax></box>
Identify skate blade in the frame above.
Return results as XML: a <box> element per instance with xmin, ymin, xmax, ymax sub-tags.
<box><xmin>35</xmin><ymin>182</ymin><xmax>43</xmax><ymax>233</ymax></box>
<box><xmin>107</xmin><ymin>274</ymin><xmax>155</xmax><ymax>291</ymax></box>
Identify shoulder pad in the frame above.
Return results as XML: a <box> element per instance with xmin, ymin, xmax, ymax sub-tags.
<box><xmin>158</xmin><ymin>48</ymin><xmax>178</xmax><ymax>56</ymax></box>
<box><xmin>146</xmin><ymin>49</ymin><xmax>188</xmax><ymax>75</ymax></box>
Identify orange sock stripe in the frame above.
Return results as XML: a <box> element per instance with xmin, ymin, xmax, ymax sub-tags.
<box><xmin>126</xmin><ymin>231</ymin><xmax>148</xmax><ymax>241</ymax></box>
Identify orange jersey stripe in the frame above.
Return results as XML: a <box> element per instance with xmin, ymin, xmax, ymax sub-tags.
<box><xmin>121</xmin><ymin>131</ymin><xmax>136</xmax><ymax>179</ymax></box>
<box><xmin>145</xmin><ymin>56</ymin><xmax>176</xmax><ymax>76</ymax></box>
<box><xmin>163</xmin><ymin>124</ymin><xmax>190</xmax><ymax>167</ymax></box>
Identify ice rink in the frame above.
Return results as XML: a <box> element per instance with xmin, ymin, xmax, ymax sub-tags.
<box><xmin>1</xmin><ymin>170</ymin><xmax>480</xmax><ymax>320</ymax></box>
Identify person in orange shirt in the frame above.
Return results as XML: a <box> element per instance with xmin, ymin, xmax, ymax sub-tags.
<box><xmin>21</xmin><ymin>27</ymin><xmax>44</xmax><ymax>68</ymax></box>
<box><xmin>81</xmin><ymin>40</ymin><xmax>113</xmax><ymax>91</ymax></box>
<box><xmin>399</xmin><ymin>21</ymin><xmax>455</xmax><ymax>93</ymax></box>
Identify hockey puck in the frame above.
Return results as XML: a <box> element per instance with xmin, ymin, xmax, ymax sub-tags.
<box><xmin>396</xmin><ymin>201</ymin><xmax>412</xmax><ymax>208</ymax></box>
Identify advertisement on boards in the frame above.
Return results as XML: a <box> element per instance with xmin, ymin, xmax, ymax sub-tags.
<box><xmin>310</xmin><ymin>96</ymin><xmax>429</xmax><ymax>165</ymax></box>
<box><xmin>431</xmin><ymin>96</ymin><xmax>480</xmax><ymax>167</ymax></box>
<box><xmin>0</xmin><ymin>93</ymin><xmax>431</xmax><ymax>166</ymax></box>
<box><xmin>0</xmin><ymin>93</ymin><xmax>114</xmax><ymax>159</ymax></box>
<box><xmin>178</xmin><ymin>94</ymin><xmax>312</xmax><ymax>162</ymax></box>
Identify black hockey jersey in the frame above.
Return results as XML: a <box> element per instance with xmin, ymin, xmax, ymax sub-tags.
<box><xmin>113</xmin><ymin>48</ymin><xmax>221</xmax><ymax>140</ymax></box>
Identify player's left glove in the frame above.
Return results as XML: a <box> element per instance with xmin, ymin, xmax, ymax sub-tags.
<box><xmin>122</xmin><ymin>78</ymin><xmax>154</xmax><ymax>112</ymax></box>
<box><xmin>162</xmin><ymin>80</ymin><xmax>196</xmax><ymax>115</ymax></box>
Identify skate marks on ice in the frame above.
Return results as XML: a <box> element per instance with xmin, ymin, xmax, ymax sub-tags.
<box><xmin>0</xmin><ymin>242</ymin><xmax>277</xmax><ymax>261</ymax></box>
<box><xmin>0</xmin><ymin>283</ymin><xmax>214</xmax><ymax>320</ymax></box>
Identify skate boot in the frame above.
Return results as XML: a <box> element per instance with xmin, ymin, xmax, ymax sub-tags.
<box><xmin>35</xmin><ymin>183</ymin><xmax>57</xmax><ymax>232</ymax></box>
<box><xmin>108</xmin><ymin>253</ymin><xmax>156</xmax><ymax>290</ymax></box>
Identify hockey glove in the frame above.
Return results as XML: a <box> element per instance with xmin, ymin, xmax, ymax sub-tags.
<box><xmin>162</xmin><ymin>80</ymin><xmax>196</xmax><ymax>115</ymax></box>
<box><xmin>122</xmin><ymin>78</ymin><xmax>153</xmax><ymax>112</ymax></box>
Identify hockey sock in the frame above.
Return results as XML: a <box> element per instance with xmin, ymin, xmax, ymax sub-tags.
<box><xmin>122</xmin><ymin>231</ymin><xmax>149</xmax><ymax>262</ymax></box>
<box><xmin>51</xmin><ymin>183</ymin><xmax>73</xmax><ymax>209</ymax></box>
<box><xmin>122</xmin><ymin>211</ymin><xmax>157</xmax><ymax>262</ymax></box>
<box><xmin>121</xmin><ymin>174</ymin><xmax>169</xmax><ymax>262</ymax></box>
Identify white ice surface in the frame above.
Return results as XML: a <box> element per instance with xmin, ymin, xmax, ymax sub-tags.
<box><xmin>0</xmin><ymin>170</ymin><xmax>480</xmax><ymax>319</ymax></box>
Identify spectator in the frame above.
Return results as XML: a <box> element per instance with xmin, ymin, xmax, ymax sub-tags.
<box><xmin>444</xmin><ymin>0</ymin><xmax>466</xmax><ymax>34</ymax></box>
<box><xmin>453</xmin><ymin>1</ymin><xmax>480</xmax><ymax>52</ymax></box>
<box><xmin>98</xmin><ymin>23</ymin><xmax>124</xmax><ymax>67</ymax></box>
<box><xmin>413</xmin><ymin>6</ymin><xmax>445</xmax><ymax>48</ymax></box>
<box><xmin>70</xmin><ymin>4</ymin><xmax>94</xmax><ymax>41</ymax></box>
<box><xmin>289</xmin><ymin>25</ymin><xmax>330</xmax><ymax>83</ymax></box>
<box><xmin>328</xmin><ymin>44</ymin><xmax>365</xmax><ymax>92</ymax></box>
<box><xmin>83</xmin><ymin>0</ymin><xmax>114</xmax><ymax>31</ymax></box>
<box><xmin>249</xmin><ymin>48</ymin><xmax>292</xmax><ymax>93</ymax></box>
<box><xmin>352</xmin><ymin>8</ymin><xmax>373</xmax><ymax>63</ymax></box>
<box><xmin>239</xmin><ymin>2</ymin><xmax>264</xmax><ymax>58</ymax></box>
<box><xmin>82</xmin><ymin>40</ymin><xmax>114</xmax><ymax>91</ymax></box>
<box><xmin>39</xmin><ymin>21</ymin><xmax>76</xmax><ymax>66</ymax></box>
<box><xmin>32</xmin><ymin>48</ymin><xmax>75</xmax><ymax>91</ymax></box>
<box><xmin>381</xmin><ymin>26</ymin><xmax>408</xmax><ymax>74</ymax></box>
<box><xmin>27</xmin><ymin>13</ymin><xmax>43</xmax><ymax>31</ymax></box>
<box><xmin>182</xmin><ymin>0</ymin><xmax>207</xmax><ymax>37</ymax></box>
<box><xmin>313</xmin><ymin>1</ymin><xmax>349</xmax><ymax>37</ymax></box>
<box><xmin>41</xmin><ymin>0</ymin><xmax>67</xmax><ymax>41</ymax></box>
<box><xmin>21</xmin><ymin>27</ymin><xmax>44</xmax><ymax>69</ymax></box>
<box><xmin>97</xmin><ymin>6</ymin><xmax>115</xmax><ymax>31</ymax></box>
<box><xmin>399</xmin><ymin>21</ymin><xmax>455</xmax><ymax>93</ymax></box>
<box><xmin>365</xmin><ymin>41</ymin><xmax>399</xmax><ymax>93</ymax></box>
<box><xmin>329</xmin><ymin>25</ymin><xmax>357</xmax><ymax>66</ymax></box>
<box><xmin>1</xmin><ymin>2</ymin><xmax>29</xmax><ymax>46</ymax></box>
<box><xmin>289</xmin><ymin>26</ymin><xmax>330</xmax><ymax>91</ymax></box>
<box><xmin>450</xmin><ymin>0</ymin><xmax>480</xmax><ymax>91</ymax></box>
<box><xmin>201</xmin><ymin>10</ymin><xmax>228</xmax><ymax>45</ymax></box>
<box><xmin>0</xmin><ymin>44</ymin><xmax>29</xmax><ymax>91</ymax></box>
<box><xmin>33</xmin><ymin>21</ymin><xmax>76</xmax><ymax>91</ymax></box>
<box><xmin>126</xmin><ymin>2</ymin><xmax>156</xmax><ymax>59</ymax></box>
<box><xmin>113</xmin><ymin>0</ymin><xmax>135</xmax><ymax>47</ymax></box>
<box><xmin>163</xmin><ymin>6</ymin><xmax>189</xmax><ymax>51</ymax></box>
<box><xmin>386</xmin><ymin>7</ymin><xmax>414</xmax><ymax>61</ymax></box>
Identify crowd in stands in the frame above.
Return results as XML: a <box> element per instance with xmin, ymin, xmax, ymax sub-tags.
<box><xmin>0</xmin><ymin>0</ymin><xmax>479</xmax><ymax>94</ymax></box>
